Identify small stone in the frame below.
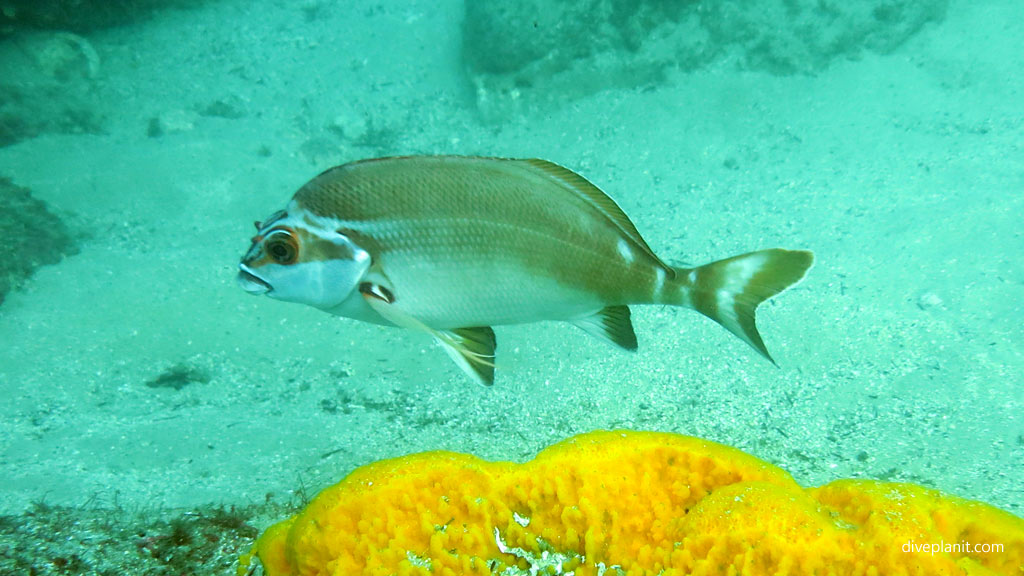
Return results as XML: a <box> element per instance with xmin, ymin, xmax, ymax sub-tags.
<box><xmin>329</xmin><ymin>111</ymin><xmax>368</xmax><ymax>142</ymax></box>
<box><xmin>150</xmin><ymin>109</ymin><xmax>198</xmax><ymax>135</ymax></box>
<box><xmin>916</xmin><ymin>291</ymin><xmax>943</xmax><ymax>311</ymax></box>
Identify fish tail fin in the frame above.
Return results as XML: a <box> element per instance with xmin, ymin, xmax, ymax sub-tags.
<box><xmin>669</xmin><ymin>249</ymin><xmax>813</xmax><ymax>364</ymax></box>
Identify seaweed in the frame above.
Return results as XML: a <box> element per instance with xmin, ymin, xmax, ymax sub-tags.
<box><xmin>0</xmin><ymin>501</ymin><xmax>273</xmax><ymax>575</ymax></box>
<box><xmin>0</xmin><ymin>177</ymin><xmax>78</xmax><ymax>305</ymax></box>
<box><xmin>145</xmin><ymin>363</ymin><xmax>211</xmax><ymax>391</ymax></box>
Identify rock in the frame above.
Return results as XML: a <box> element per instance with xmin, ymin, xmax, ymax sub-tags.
<box><xmin>329</xmin><ymin>111</ymin><xmax>369</xmax><ymax>142</ymax></box>
<box><xmin>916</xmin><ymin>291</ymin><xmax>943</xmax><ymax>311</ymax></box>
<box><xmin>31</xmin><ymin>31</ymin><xmax>100</xmax><ymax>80</ymax></box>
<box><xmin>146</xmin><ymin>109</ymin><xmax>198</xmax><ymax>137</ymax></box>
<box><xmin>0</xmin><ymin>31</ymin><xmax>105</xmax><ymax>146</ymax></box>
<box><xmin>462</xmin><ymin>0</ymin><xmax>948</xmax><ymax>113</ymax></box>
<box><xmin>0</xmin><ymin>0</ymin><xmax>210</xmax><ymax>37</ymax></box>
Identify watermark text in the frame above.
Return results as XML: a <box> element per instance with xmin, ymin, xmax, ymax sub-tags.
<box><xmin>903</xmin><ymin>539</ymin><xmax>1004</xmax><ymax>555</ymax></box>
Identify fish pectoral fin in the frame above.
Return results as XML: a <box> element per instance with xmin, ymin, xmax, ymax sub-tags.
<box><xmin>360</xmin><ymin>285</ymin><xmax>497</xmax><ymax>386</ymax></box>
<box><xmin>437</xmin><ymin>327</ymin><xmax>496</xmax><ymax>387</ymax></box>
<box><xmin>359</xmin><ymin>281</ymin><xmax>395</xmax><ymax>304</ymax></box>
<box><xmin>571</xmin><ymin>305</ymin><xmax>638</xmax><ymax>351</ymax></box>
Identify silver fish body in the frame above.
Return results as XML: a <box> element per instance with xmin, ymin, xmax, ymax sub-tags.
<box><xmin>239</xmin><ymin>156</ymin><xmax>813</xmax><ymax>384</ymax></box>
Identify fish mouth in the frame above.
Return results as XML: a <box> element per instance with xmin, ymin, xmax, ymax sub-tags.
<box><xmin>237</xmin><ymin>265</ymin><xmax>272</xmax><ymax>295</ymax></box>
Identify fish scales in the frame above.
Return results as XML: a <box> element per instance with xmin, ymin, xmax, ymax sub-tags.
<box><xmin>293</xmin><ymin>157</ymin><xmax>664</xmax><ymax>321</ymax></box>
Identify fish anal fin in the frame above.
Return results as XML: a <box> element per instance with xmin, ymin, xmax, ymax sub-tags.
<box><xmin>571</xmin><ymin>305</ymin><xmax>638</xmax><ymax>351</ymax></box>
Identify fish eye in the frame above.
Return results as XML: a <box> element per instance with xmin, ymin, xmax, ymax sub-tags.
<box><xmin>265</xmin><ymin>232</ymin><xmax>298</xmax><ymax>265</ymax></box>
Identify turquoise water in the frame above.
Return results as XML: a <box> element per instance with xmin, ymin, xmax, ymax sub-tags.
<box><xmin>0</xmin><ymin>0</ymin><xmax>1021</xmax><ymax>570</ymax></box>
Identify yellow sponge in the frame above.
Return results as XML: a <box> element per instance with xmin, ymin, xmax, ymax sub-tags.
<box><xmin>241</xmin><ymin>430</ymin><xmax>1023</xmax><ymax>575</ymax></box>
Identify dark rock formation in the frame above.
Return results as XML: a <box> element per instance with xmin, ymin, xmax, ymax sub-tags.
<box><xmin>462</xmin><ymin>0</ymin><xmax>948</xmax><ymax>113</ymax></box>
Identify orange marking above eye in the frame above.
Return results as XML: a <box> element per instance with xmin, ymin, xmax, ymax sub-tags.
<box><xmin>267</xmin><ymin>225</ymin><xmax>296</xmax><ymax>234</ymax></box>
<box><xmin>250</xmin><ymin>226</ymin><xmax>296</xmax><ymax>248</ymax></box>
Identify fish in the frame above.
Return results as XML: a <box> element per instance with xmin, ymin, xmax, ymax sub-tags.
<box><xmin>238</xmin><ymin>156</ymin><xmax>813</xmax><ymax>385</ymax></box>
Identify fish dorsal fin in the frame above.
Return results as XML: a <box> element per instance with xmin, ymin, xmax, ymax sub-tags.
<box><xmin>522</xmin><ymin>158</ymin><xmax>673</xmax><ymax>276</ymax></box>
<box><xmin>571</xmin><ymin>305</ymin><xmax>638</xmax><ymax>351</ymax></box>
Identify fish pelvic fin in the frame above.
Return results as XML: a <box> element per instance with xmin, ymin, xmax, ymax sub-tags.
<box><xmin>438</xmin><ymin>327</ymin><xmax>497</xmax><ymax>387</ymax></box>
<box><xmin>571</xmin><ymin>305</ymin><xmax>638</xmax><ymax>351</ymax></box>
<box><xmin>671</xmin><ymin>249</ymin><xmax>813</xmax><ymax>364</ymax></box>
<box><xmin>361</xmin><ymin>284</ymin><xmax>497</xmax><ymax>385</ymax></box>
